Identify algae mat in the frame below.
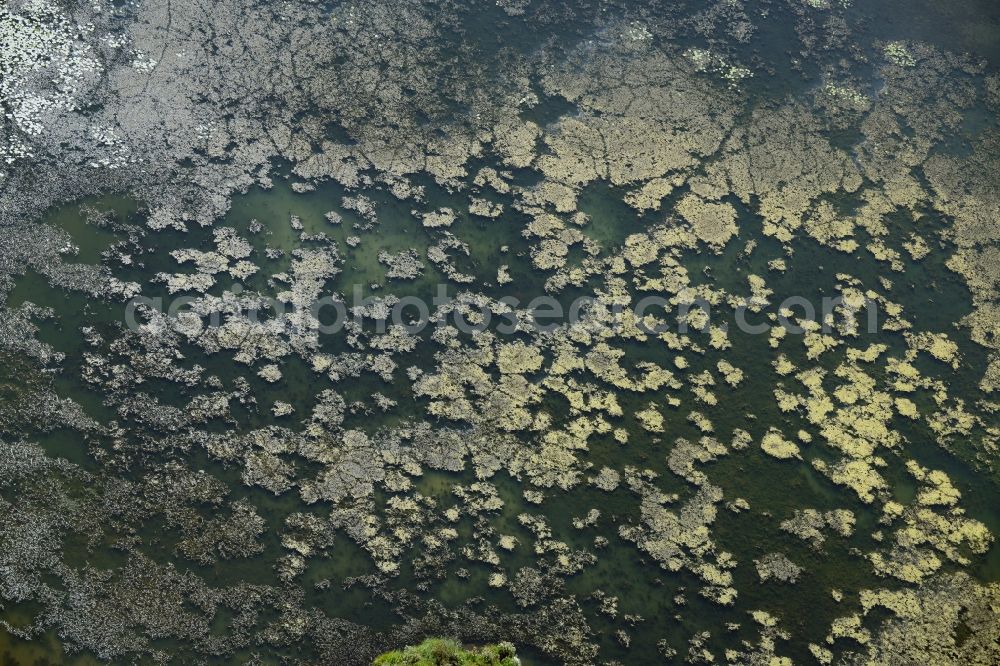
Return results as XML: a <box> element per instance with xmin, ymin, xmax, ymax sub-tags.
<box><xmin>1</xmin><ymin>0</ymin><xmax>999</xmax><ymax>664</ymax></box>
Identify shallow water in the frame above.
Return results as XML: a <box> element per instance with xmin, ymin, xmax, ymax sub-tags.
<box><xmin>2</xmin><ymin>0</ymin><xmax>1000</xmax><ymax>664</ymax></box>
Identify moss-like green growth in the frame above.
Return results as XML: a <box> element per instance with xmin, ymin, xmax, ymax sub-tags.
<box><xmin>373</xmin><ymin>639</ymin><xmax>519</xmax><ymax>665</ymax></box>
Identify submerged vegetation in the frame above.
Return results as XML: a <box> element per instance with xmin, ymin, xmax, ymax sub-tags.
<box><xmin>1</xmin><ymin>0</ymin><xmax>999</xmax><ymax>664</ymax></box>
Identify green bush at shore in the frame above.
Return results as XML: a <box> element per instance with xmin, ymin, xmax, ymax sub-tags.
<box><xmin>373</xmin><ymin>638</ymin><xmax>519</xmax><ymax>665</ymax></box>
